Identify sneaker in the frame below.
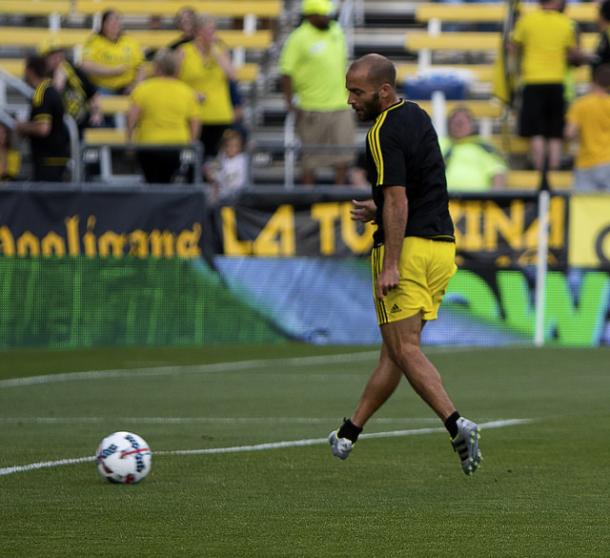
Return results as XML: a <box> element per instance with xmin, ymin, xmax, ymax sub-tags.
<box><xmin>451</xmin><ymin>417</ymin><xmax>482</xmax><ymax>475</ymax></box>
<box><xmin>328</xmin><ymin>430</ymin><xmax>353</xmax><ymax>460</ymax></box>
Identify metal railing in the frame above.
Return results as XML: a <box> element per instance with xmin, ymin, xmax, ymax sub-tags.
<box><xmin>80</xmin><ymin>142</ymin><xmax>203</xmax><ymax>185</ymax></box>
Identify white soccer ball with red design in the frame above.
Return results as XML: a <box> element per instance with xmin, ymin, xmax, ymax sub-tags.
<box><xmin>96</xmin><ymin>431</ymin><xmax>152</xmax><ymax>484</ymax></box>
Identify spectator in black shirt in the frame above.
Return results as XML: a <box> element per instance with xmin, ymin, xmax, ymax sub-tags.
<box><xmin>329</xmin><ymin>54</ymin><xmax>482</xmax><ymax>476</ymax></box>
<box><xmin>16</xmin><ymin>55</ymin><xmax>70</xmax><ymax>182</ymax></box>
<box><xmin>40</xmin><ymin>39</ymin><xmax>103</xmax><ymax>135</ymax></box>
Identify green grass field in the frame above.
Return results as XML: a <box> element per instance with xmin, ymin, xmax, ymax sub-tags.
<box><xmin>1</xmin><ymin>344</ymin><xmax>609</xmax><ymax>557</ymax></box>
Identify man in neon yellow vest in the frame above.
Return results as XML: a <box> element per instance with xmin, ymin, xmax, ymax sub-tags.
<box><xmin>280</xmin><ymin>0</ymin><xmax>355</xmax><ymax>185</ymax></box>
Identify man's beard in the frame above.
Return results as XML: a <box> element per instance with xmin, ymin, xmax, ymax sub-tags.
<box><xmin>361</xmin><ymin>92</ymin><xmax>382</xmax><ymax>121</ymax></box>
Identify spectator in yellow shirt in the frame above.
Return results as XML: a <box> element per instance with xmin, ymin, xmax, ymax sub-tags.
<box><xmin>127</xmin><ymin>49</ymin><xmax>201</xmax><ymax>184</ymax></box>
<box><xmin>178</xmin><ymin>14</ymin><xmax>236</xmax><ymax>160</ymax></box>
<box><xmin>565</xmin><ymin>64</ymin><xmax>610</xmax><ymax>191</ymax></box>
<box><xmin>81</xmin><ymin>10</ymin><xmax>145</xmax><ymax>94</ymax></box>
<box><xmin>510</xmin><ymin>0</ymin><xmax>584</xmax><ymax>171</ymax></box>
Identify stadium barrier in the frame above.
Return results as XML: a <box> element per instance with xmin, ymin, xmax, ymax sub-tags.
<box><xmin>0</xmin><ymin>185</ymin><xmax>609</xmax><ymax>349</ymax></box>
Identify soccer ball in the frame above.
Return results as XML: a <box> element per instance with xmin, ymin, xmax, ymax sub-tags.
<box><xmin>96</xmin><ymin>431</ymin><xmax>152</xmax><ymax>484</ymax></box>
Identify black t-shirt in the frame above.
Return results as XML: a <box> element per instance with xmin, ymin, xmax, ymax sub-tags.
<box><xmin>30</xmin><ymin>79</ymin><xmax>70</xmax><ymax>163</ymax></box>
<box><xmin>365</xmin><ymin>100</ymin><xmax>454</xmax><ymax>246</ymax></box>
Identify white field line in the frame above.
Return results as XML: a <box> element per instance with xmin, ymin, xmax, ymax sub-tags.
<box><xmin>0</xmin><ymin>346</ymin><xmax>482</xmax><ymax>389</ymax></box>
<box><xmin>0</xmin><ymin>417</ymin><xmax>440</xmax><ymax>425</ymax></box>
<box><xmin>0</xmin><ymin>418</ymin><xmax>531</xmax><ymax>478</ymax></box>
<box><xmin>0</xmin><ymin>351</ymin><xmax>380</xmax><ymax>388</ymax></box>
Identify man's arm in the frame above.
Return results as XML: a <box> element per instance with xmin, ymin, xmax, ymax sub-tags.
<box><xmin>15</xmin><ymin>119</ymin><xmax>51</xmax><ymax>137</ymax></box>
<box><xmin>126</xmin><ymin>104</ymin><xmax>141</xmax><ymax>142</ymax></box>
<box><xmin>280</xmin><ymin>74</ymin><xmax>297</xmax><ymax>112</ymax></box>
<box><xmin>376</xmin><ymin>185</ymin><xmax>407</xmax><ymax>300</ymax></box>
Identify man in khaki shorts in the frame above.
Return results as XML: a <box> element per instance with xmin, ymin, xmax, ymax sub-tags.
<box><xmin>279</xmin><ymin>0</ymin><xmax>355</xmax><ymax>185</ymax></box>
<box><xmin>328</xmin><ymin>54</ymin><xmax>483</xmax><ymax>475</ymax></box>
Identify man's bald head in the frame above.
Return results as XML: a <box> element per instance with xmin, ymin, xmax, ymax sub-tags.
<box><xmin>348</xmin><ymin>54</ymin><xmax>396</xmax><ymax>89</ymax></box>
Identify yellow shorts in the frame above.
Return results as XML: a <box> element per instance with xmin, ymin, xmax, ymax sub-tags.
<box><xmin>371</xmin><ymin>237</ymin><xmax>457</xmax><ymax>325</ymax></box>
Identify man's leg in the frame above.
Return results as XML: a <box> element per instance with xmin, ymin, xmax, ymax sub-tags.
<box><xmin>328</xmin><ymin>344</ymin><xmax>400</xmax><ymax>460</ymax></box>
<box><xmin>380</xmin><ymin>312</ymin><xmax>481</xmax><ymax>475</ymax></box>
<box><xmin>547</xmin><ymin>138</ymin><xmax>563</xmax><ymax>170</ymax></box>
<box><xmin>351</xmin><ymin>342</ymin><xmax>402</xmax><ymax>428</ymax></box>
<box><xmin>380</xmin><ymin>313</ymin><xmax>455</xmax><ymax>421</ymax></box>
<box><xmin>530</xmin><ymin>135</ymin><xmax>546</xmax><ymax>171</ymax></box>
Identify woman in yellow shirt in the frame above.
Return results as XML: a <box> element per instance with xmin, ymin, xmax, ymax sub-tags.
<box><xmin>127</xmin><ymin>50</ymin><xmax>201</xmax><ymax>183</ymax></box>
<box><xmin>0</xmin><ymin>123</ymin><xmax>21</xmax><ymax>181</ymax></box>
<box><xmin>81</xmin><ymin>10</ymin><xmax>145</xmax><ymax>94</ymax></box>
<box><xmin>178</xmin><ymin>14</ymin><xmax>236</xmax><ymax>159</ymax></box>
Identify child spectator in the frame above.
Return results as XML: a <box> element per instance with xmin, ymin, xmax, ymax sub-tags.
<box><xmin>205</xmin><ymin>129</ymin><xmax>248</xmax><ymax>202</ymax></box>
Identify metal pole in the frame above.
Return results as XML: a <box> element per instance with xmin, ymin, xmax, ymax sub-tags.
<box><xmin>534</xmin><ymin>189</ymin><xmax>551</xmax><ymax>346</ymax></box>
<box><xmin>284</xmin><ymin>110</ymin><xmax>296</xmax><ymax>190</ymax></box>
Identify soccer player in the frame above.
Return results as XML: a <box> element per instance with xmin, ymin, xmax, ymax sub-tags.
<box><xmin>328</xmin><ymin>54</ymin><xmax>482</xmax><ymax>475</ymax></box>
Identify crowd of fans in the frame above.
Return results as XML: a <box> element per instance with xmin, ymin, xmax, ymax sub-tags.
<box><xmin>2</xmin><ymin>0</ymin><xmax>610</xmax><ymax>193</ymax></box>
<box><xmin>1</xmin><ymin>6</ymin><xmax>248</xmax><ymax>198</ymax></box>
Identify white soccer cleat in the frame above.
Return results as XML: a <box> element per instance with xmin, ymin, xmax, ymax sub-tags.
<box><xmin>451</xmin><ymin>417</ymin><xmax>482</xmax><ymax>475</ymax></box>
<box><xmin>328</xmin><ymin>430</ymin><xmax>353</xmax><ymax>460</ymax></box>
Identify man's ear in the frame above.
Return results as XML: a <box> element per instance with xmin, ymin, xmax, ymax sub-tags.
<box><xmin>379</xmin><ymin>83</ymin><xmax>393</xmax><ymax>100</ymax></box>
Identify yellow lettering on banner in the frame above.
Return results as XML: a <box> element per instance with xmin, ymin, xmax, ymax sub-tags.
<box><xmin>549</xmin><ymin>196</ymin><xmax>565</xmax><ymax>249</ymax></box>
<box><xmin>41</xmin><ymin>232</ymin><xmax>66</xmax><ymax>257</ymax></box>
<box><xmin>253</xmin><ymin>205</ymin><xmax>295</xmax><ymax>256</ymax></box>
<box><xmin>484</xmin><ymin>200</ymin><xmax>524</xmax><ymax>251</ymax></box>
<box><xmin>98</xmin><ymin>232</ymin><xmax>126</xmax><ymax>257</ymax></box>
<box><xmin>84</xmin><ymin>216</ymin><xmax>97</xmax><ymax>257</ymax></box>
<box><xmin>311</xmin><ymin>202</ymin><xmax>340</xmax><ymax>255</ymax></box>
<box><xmin>450</xmin><ymin>201</ymin><xmax>484</xmax><ymax>251</ymax></box>
<box><xmin>64</xmin><ymin>216</ymin><xmax>80</xmax><ymax>256</ymax></box>
<box><xmin>598</xmin><ymin>227</ymin><xmax>610</xmax><ymax>263</ymax></box>
<box><xmin>340</xmin><ymin>203</ymin><xmax>374</xmax><ymax>254</ymax></box>
<box><xmin>129</xmin><ymin>230</ymin><xmax>149</xmax><ymax>257</ymax></box>
<box><xmin>0</xmin><ymin>226</ymin><xmax>15</xmax><ymax>256</ymax></box>
<box><xmin>16</xmin><ymin>231</ymin><xmax>40</xmax><ymax>256</ymax></box>
<box><xmin>150</xmin><ymin>230</ymin><xmax>175</xmax><ymax>258</ymax></box>
<box><xmin>221</xmin><ymin>206</ymin><xmax>252</xmax><ymax>255</ymax></box>
<box><xmin>177</xmin><ymin>224</ymin><xmax>202</xmax><ymax>258</ymax></box>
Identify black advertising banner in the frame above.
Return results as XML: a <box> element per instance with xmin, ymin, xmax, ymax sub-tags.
<box><xmin>0</xmin><ymin>187</ymin><xmax>569</xmax><ymax>267</ymax></box>
<box><xmin>217</xmin><ymin>189</ymin><xmax>374</xmax><ymax>257</ymax></box>
<box><xmin>450</xmin><ymin>193</ymin><xmax>569</xmax><ymax>270</ymax></box>
<box><xmin>0</xmin><ymin>186</ymin><xmax>207</xmax><ymax>259</ymax></box>
<box><xmin>218</xmin><ymin>190</ymin><xmax>569</xmax><ymax>268</ymax></box>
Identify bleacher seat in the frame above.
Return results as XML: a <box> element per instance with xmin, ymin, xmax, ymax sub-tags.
<box><xmin>415</xmin><ymin>3</ymin><xmax>598</xmax><ymax>25</ymax></box>
<box><xmin>405</xmin><ymin>32</ymin><xmax>599</xmax><ymax>53</ymax></box>
<box><xmin>0</xmin><ymin>28</ymin><xmax>273</xmax><ymax>50</ymax></box>
<box><xmin>396</xmin><ymin>62</ymin><xmax>591</xmax><ymax>87</ymax></box>
<box><xmin>75</xmin><ymin>0</ymin><xmax>282</xmax><ymax>19</ymax></box>
<box><xmin>0</xmin><ymin>59</ymin><xmax>260</xmax><ymax>84</ymax></box>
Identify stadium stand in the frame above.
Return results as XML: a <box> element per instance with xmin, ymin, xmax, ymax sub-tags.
<box><xmin>0</xmin><ymin>0</ymin><xmax>585</xmax><ymax>188</ymax></box>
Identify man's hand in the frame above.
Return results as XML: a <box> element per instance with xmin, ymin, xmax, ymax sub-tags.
<box><xmin>351</xmin><ymin>199</ymin><xmax>376</xmax><ymax>222</ymax></box>
<box><xmin>375</xmin><ymin>264</ymin><xmax>400</xmax><ymax>300</ymax></box>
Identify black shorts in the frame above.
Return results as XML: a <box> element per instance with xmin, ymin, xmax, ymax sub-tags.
<box><xmin>518</xmin><ymin>84</ymin><xmax>565</xmax><ymax>139</ymax></box>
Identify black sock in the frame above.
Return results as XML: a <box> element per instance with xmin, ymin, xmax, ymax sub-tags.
<box><xmin>338</xmin><ymin>418</ymin><xmax>362</xmax><ymax>443</ymax></box>
<box><xmin>445</xmin><ymin>411</ymin><xmax>461</xmax><ymax>438</ymax></box>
